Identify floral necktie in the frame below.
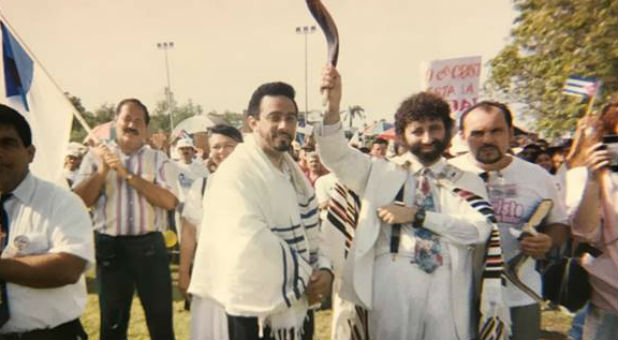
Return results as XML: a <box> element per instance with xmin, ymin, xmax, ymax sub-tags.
<box><xmin>413</xmin><ymin>169</ymin><xmax>443</xmax><ymax>273</ymax></box>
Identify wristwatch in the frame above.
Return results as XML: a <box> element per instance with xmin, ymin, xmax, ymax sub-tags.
<box><xmin>413</xmin><ymin>208</ymin><xmax>426</xmax><ymax>228</ymax></box>
<box><xmin>125</xmin><ymin>173</ymin><xmax>135</xmax><ymax>182</ymax></box>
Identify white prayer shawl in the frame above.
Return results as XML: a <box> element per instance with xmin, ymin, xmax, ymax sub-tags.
<box><xmin>188</xmin><ymin>134</ymin><xmax>327</xmax><ymax>339</ymax></box>
<box><xmin>316</xmin><ymin>129</ymin><xmax>502</xmax><ymax>339</ymax></box>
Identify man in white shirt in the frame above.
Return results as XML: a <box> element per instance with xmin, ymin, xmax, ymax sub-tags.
<box><xmin>315</xmin><ymin>66</ymin><xmax>497</xmax><ymax>340</ymax></box>
<box><xmin>0</xmin><ymin>105</ymin><xmax>94</xmax><ymax>339</ymax></box>
<box><xmin>450</xmin><ymin>101</ymin><xmax>569</xmax><ymax>340</ymax></box>
<box><xmin>62</xmin><ymin>144</ymin><xmax>84</xmax><ymax>187</ymax></box>
<box><xmin>179</xmin><ymin>125</ymin><xmax>243</xmax><ymax>340</ymax></box>
<box><xmin>172</xmin><ymin>137</ymin><xmax>207</xmax><ymax>247</ymax></box>
<box><xmin>174</xmin><ymin>138</ymin><xmax>208</xmax><ymax>202</ymax></box>
<box><xmin>178</xmin><ymin>124</ymin><xmax>243</xmax><ymax>302</ymax></box>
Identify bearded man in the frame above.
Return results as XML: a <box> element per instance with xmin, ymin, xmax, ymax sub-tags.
<box><xmin>188</xmin><ymin>82</ymin><xmax>332</xmax><ymax>340</ymax></box>
<box><xmin>314</xmin><ymin>66</ymin><xmax>503</xmax><ymax>340</ymax></box>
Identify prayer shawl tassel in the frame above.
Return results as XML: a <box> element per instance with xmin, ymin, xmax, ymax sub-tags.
<box><xmin>453</xmin><ymin>188</ymin><xmax>511</xmax><ymax>340</ymax></box>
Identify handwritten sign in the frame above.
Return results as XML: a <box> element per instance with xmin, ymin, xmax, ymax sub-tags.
<box><xmin>422</xmin><ymin>56</ymin><xmax>481</xmax><ymax>119</ymax></box>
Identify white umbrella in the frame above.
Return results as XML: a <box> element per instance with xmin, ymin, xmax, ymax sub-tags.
<box><xmin>172</xmin><ymin>115</ymin><xmax>217</xmax><ymax>135</ymax></box>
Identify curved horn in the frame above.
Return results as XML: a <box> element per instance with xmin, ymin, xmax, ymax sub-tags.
<box><xmin>305</xmin><ymin>0</ymin><xmax>339</xmax><ymax>67</ymax></box>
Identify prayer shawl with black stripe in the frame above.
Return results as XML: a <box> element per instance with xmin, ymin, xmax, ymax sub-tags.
<box><xmin>453</xmin><ymin>188</ymin><xmax>510</xmax><ymax>340</ymax></box>
<box><xmin>320</xmin><ymin>181</ymin><xmax>368</xmax><ymax>340</ymax></box>
<box><xmin>188</xmin><ymin>134</ymin><xmax>328</xmax><ymax>340</ymax></box>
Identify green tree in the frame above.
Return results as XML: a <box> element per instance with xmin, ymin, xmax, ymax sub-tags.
<box><xmin>487</xmin><ymin>0</ymin><xmax>618</xmax><ymax>138</ymax></box>
<box><xmin>150</xmin><ymin>99</ymin><xmax>204</xmax><ymax>133</ymax></box>
<box><xmin>341</xmin><ymin>105</ymin><xmax>365</xmax><ymax>129</ymax></box>
<box><xmin>68</xmin><ymin>93</ymin><xmax>116</xmax><ymax>142</ymax></box>
<box><xmin>208</xmin><ymin>110</ymin><xmax>244</xmax><ymax>129</ymax></box>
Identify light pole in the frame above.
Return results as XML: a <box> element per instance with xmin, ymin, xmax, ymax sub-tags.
<box><xmin>156</xmin><ymin>41</ymin><xmax>175</xmax><ymax>132</ymax></box>
<box><xmin>295</xmin><ymin>25</ymin><xmax>316</xmax><ymax>123</ymax></box>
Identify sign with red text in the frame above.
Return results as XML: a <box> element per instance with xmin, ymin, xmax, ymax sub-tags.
<box><xmin>422</xmin><ymin>56</ymin><xmax>481</xmax><ymax>118</ymax></box>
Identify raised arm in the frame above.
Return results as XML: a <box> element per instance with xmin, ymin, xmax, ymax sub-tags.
<box><xmin>568</xmin><ymin>143</ymin><xmax>611</xmax><ymax>241</ymax></box>
<box><xmin>314</xmin><ymin>66</ymin><xmax>373</xmax><ymax>196</ymax></box>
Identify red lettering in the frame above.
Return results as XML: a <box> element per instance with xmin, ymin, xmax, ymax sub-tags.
<box><xmin>427</xmin><ymin>85</ymin><xmax>455</xmax><ymax>98</ymax></box>
<box><xmin>436</xmin><ymin>66</ymin><xmax>451</xmax><ymax>81</ymax></box>
<box><xmin>462</xmin><ymin>83</ymin><xmax>475</xmax><ymax>95</ymax></box>
<box><xmin>450</xmin><ymin>63</ymin><xmax>481</xmax><ymax>80</ymax></box>
<box><xmin>459</xmin><ymin>99</ymin><xmax>472</xmax><ymax>111</ymax></box>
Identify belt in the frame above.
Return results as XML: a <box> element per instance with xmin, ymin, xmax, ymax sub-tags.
<box><xmin>0</xmin><ymin>319</ymin><xmax>85</xmax><ymax>340</ymax></box>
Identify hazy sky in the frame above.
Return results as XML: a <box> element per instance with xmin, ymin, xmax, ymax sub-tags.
<box><xmin>0</xmin><ymin>0</ymin><xmax>517</xmax><ymax>122</ymax></box>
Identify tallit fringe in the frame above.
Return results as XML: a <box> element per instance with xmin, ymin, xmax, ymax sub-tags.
<box><xmin>479</xmin><ymin>283</ymin><xmax>511</xmax><ymax>340</ymax></box>
<box><xmin>267</xmin><ymin>314</ymin><xmax>310</xmax><ymax>340</ymax></box>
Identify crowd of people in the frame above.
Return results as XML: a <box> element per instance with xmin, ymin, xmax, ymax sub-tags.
<box><xmin>0</xmin><ymin>64</ymin><xmax>616</xmax><ymax>340</ymax></box>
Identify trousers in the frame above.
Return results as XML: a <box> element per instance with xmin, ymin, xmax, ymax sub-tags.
<box><xmin>95</xmin><ymin>232</ymin><xmax>174</xmax><ymax>340</ymax></box>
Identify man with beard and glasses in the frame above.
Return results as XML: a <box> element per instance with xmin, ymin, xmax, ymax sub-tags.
<box><xmin>73</xmin><ymin>98</ymin><xmax>178</xmax><ymax>340</ymax></box>
<box><xmin>188</xmin><ymin>82</ymin><xmax>332</xmax><ymax>340</ymax></box>
<box><xmin>314</xmin><ymin>66</ymin><xmax>502</xmax><ymax>340</ymax></box>
<box><xmin>450</xmin><ymin>101</ymin><xmax>569</xmax><ymax>340</ymax></box>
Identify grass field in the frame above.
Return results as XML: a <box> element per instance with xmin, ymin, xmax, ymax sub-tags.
<box><xmin>81</xmin><ymin>267</ymin><xmax>573</xmax><ymax>340</ymax></box>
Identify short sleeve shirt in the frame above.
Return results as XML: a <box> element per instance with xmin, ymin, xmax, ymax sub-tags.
<box><xmin>1</xmin><ymin>173</ymin><xmax>95</xmax><ymax>333</ymax></box>
<box><xmin>451</xmin><ymin>155</ymin><xmax>569</xmax><ymax>306</ymax></box>
<box><xmin>73</xmin><ymin>142</ymin><xmax>178</xmax><ymax>236</ymax></box>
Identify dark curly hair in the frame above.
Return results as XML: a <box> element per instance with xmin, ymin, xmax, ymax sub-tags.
<box><xmin>394</xmin><ymin>92</ymin><xmax>453</xmax><ymax>137</ymax></box>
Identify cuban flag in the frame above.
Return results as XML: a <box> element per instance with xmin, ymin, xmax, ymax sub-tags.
<box><xmin>1</xmin><ymin>20</ymin><xmax>78</xmax><ymax>185</ymax></box>
<box><xmin>563</xmin><ymin>76</ymin><xmax>600</xmax><ymax>99</ymax></box>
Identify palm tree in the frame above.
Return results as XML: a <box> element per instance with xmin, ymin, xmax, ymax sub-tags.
<box><xmin>341</xmin><ymin>105</ymin><xmax>365</xmax><ymax>130</ymax></box>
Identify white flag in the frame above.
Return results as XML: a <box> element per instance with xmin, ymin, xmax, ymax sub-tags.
<box><xmin>0</xmin><ymin>21</ymin><xmax>78</xmax><ymax>185</ymax></box>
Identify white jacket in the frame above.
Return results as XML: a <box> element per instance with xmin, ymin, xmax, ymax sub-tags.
<box><xmin>316</xmin><ymin>128</ymin><xmax>492</xmax><ymax>338</ymax></box>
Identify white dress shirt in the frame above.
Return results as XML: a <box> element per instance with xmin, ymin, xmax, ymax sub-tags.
<box><xmin>0</xmin><ymin>173</ymin><xmax>95</xmax><ymax>333</ymax></box>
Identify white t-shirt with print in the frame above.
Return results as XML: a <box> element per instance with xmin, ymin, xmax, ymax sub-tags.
<box><xmin>174</xmin><ymin>159</ymin><xmax>208</xmax><ymax>202</ymax></box>
<box><xmin>450</xmin><ymin>155</ymin><xmax>569</xmax><ymax>307</ymax></box>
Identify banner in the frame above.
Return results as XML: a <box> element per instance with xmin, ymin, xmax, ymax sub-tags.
<box><xmin>422</xmin><ymin>56</ymin><xmax>482</xmax><ymax>120</ymax></box>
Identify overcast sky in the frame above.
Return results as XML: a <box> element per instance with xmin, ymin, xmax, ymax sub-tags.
<box><xmin>0</xmin><ymin>0</ymin><xmax>517</xmax><ymax>122</ymax></box>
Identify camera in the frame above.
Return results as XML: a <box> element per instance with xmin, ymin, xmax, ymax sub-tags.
<box><xmin>602</xmin><ymin>134</ymin><xmax>618</xmax><ymax>172</ymax></box>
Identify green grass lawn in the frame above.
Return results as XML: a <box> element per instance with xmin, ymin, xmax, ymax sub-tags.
<box><xmin>81</xmin><ymin>265</ymin><xmax>330</xmax><ymax>340</ymax></box>
<box><xmin>81</xmin><ymin>266</ymin><xmax>571</xmax><ymax>340</ymax></box>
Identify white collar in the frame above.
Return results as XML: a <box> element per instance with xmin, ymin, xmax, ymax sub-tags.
<box><xmin>7</xmin><ymin>172</ymin><xmax>35</xmax><ymax>205</ymax></box>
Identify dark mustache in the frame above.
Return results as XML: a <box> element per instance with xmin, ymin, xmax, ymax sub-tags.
<box><xmin>123</xmin><ymin>128</ymin><xmax>139</xmax><ymax>135</ymax></box>
<box><xmin>479</xmin><ymin>143</ymin><xmax>499</xmax><ymax>150</ymax></box>
<box><xmin>275</xmin><ymin>132</ymin><xmax>292</xmax><ymax>139</ymax></box>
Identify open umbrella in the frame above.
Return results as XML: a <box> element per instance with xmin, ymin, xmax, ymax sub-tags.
<box><xmin>377</xmin><ymin>127</ymin><xmax>396</xmax><ymax>140</ymax></box>
<box><xmin>83</xmin><ymin>121</ymin><xmax>114</xmax><ymax>144</ymax></box>
<box><xmin>172</xmin><ymin>115</ymin><xmax>217</xmax><ymax>136</ymax></box>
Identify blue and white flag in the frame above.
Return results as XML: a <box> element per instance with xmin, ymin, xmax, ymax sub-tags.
<box><xmin>563</xmin><ymin>76</ymin><xmax>600</xmax><ymax>98</ymax></box>
<box><xmin>1</xmin><ymin>21</ymin><xmax>78</xmax><ymax>185</ymax></box>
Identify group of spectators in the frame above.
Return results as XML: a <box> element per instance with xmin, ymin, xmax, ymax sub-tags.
<box><xmin>0</xmin><ymin>66</ymin><xmax>615</xmax><ymax>340</ymax></box>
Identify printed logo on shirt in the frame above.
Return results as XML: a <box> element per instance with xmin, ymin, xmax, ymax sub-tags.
<box><xmin>178</xmin><ymin>173</ymin><xmax>193</xmax><ymax>188</ymax></box>
<box><xmin>491</xmin><ymin>198</ymin><xmax>525</xmax><ymax>224</ymax></box>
